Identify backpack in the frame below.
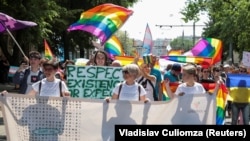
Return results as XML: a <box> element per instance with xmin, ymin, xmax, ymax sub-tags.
<box><xmin>138</xmin><ymin>77</ymin><xmax>158</xmax><ymax>101</ymax></box>
<box><xmin>38</xmin><ymin>80</ymin><xmax>63</xmax><ymax>97</ymax></box>
<box><xmin>117</xmin><ymin>82</ymin><xmax>141</xmax><ymax>101</ymax></box>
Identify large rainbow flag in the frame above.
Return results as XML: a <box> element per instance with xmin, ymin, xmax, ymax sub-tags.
<box><xmin>184</xmin><ymin>38</ymin><xmax>222</xmax><ymax>65</ymax></box>
<box><xmin>44</xmin><ymin>39</ymin><xmax>53</xmax><ymax>60</ymax></box>
<box><xmin>226</xmin><ymin>74</ymin><xmax>250</xmax><ymax>103</ymax></box>
<box><xmin>67</xmin><ymin>3</ymin><xmax>133</xmax><ymax>45</ymax></box>
<box><xmin>104</xmin><ymin>35</ymin><xmax>125</xmax><ymax>58</ymax></box>
<box><xmin>160</xmin><ymin>55</ymin><xmax>212</xmax><ymax>68</ymax></box>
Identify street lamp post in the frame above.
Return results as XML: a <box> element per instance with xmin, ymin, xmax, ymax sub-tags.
<box><xmin>193</xmin><ymin>22</ymin><xmax>196</xmax><ymax>46</ymax></box>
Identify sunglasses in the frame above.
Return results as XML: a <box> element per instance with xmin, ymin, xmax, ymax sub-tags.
<box><xmin>122</xmin><ymin>70</ymin><xmax>129</xmax><ymax>74</ymax></box>
<box><xmin>203</xmin><ymin>71</ymin><xmax>209</xmax><ymax>73</ymax></box>
<box><xmin>29</xmin><ymin>54</ymin><xmax>41</xmax><ymax>59</ymax></box>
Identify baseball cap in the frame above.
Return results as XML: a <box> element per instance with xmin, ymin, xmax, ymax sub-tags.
<box><xmin>171</xmin><ymin>63</ymin><xmax>181</xmax><ymax>72</ymax></box>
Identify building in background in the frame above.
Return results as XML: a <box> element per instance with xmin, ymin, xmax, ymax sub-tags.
<box><xmin>133</xmin><ymin>38</ymin><xmax>171</xmax><ymax>56</ymax></box>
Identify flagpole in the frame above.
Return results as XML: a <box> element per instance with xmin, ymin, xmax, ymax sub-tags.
<box><xmin>0</xmin><ymin>21</ymin><xmax>26</xmax><ymax>57</ymax></box>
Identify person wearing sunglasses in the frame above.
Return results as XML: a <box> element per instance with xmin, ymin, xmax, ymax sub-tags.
<box><xmin>212</xmin><ymin>66</ymin><xmax>224</xmax><ymax>83</ymax></box>
<box><xmin>26</xmin><ymin>60</ymin><xmax>70</xmax><ymax>97</ymax></box>
<box><xmin>106</xmin><ymin>63</ymin><xmax>147</xmax><ymax>102</ymax></box>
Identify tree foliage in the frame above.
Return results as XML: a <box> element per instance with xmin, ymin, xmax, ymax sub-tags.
<box><xmin>0</xmin><ymin>0</ymin><xmax>138</xmax><ymax>65</ymax></box>
<box><xmin>181</xmin><ymin>0</ymin><xmax>250</xmax><ymax>62</ymax></box>
<box><xmin>170</xmin><ymin>37</ymin><xmax>193</xmax><ymax>51</ymax></box>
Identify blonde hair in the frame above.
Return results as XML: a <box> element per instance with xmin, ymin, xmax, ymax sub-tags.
<box><xmin>122</xmin><ymin>64</ymin><xmax>140</xmax><ymax>78</ymax></box>
<box><xmin>182</xmin><ymin>64</ymin><xmax>196</xmax><ymax>76</ymax></box>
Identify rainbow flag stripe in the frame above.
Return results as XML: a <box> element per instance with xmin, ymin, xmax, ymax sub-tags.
<box><xmin>114</xmin><ymin>56</ymin><xmax>160</xmax><ymax>69</ymax></box>
<box><xmin>160</xmin><ymin>55</ymin><xmax>212</xmax><ymax>68</ymax></box>
<box><xmin>67</xmin><ymin>3</ymin><xmax>133</xmax><ymax>45</ymax></box>
<box><xmin>167</xmin><ymin>50</ymin><xmax>183</xmax><ymax>56</ymax></box>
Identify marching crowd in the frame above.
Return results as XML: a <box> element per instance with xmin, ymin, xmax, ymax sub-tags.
<box><xmin>0</xmin><ymin>49</ymin><xmax>250</xmax><ymax>125</ymax></box>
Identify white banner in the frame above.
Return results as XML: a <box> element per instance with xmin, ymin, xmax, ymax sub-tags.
<box><xmin>0</xmin><ymin>93</ymin><xmax>216</xmax><ymax>141</ymax></box>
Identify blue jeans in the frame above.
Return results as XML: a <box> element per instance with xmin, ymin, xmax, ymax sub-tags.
<box><xmin>231</xmin><ymin>102</ymin><xmax>250</xmax><ymax>125</ymax></box>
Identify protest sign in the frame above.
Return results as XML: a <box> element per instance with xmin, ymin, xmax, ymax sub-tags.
<box><xmin>242</xmin><ymin>51</ymin><xmax>250</xmax><ymax>67</ymax></box>
<box><xmin>66</xmin><ymin>65</ymin><xmax>123</xmax><ymax>99</ymax></box>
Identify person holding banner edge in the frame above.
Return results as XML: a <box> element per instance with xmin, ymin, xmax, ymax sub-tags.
<box><xmin>26</xmin><ymin>59</ymin><xmax>70</xmax><ymax>97</ymax></box>
<box><xmin>105</xmin><ymin>63</ymin><xmax>148</xmax><ymax>102</ymax></box>
<box><xmin>164</xmin><ymin>64</ymin><xmax>221</xmax><ymax>99</ymax></box>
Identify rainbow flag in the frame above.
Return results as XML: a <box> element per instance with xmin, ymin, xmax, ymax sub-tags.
<box><xmin>114</xmin><ymin>56</ymin><xmax>160</xmax><ymax>69</ymax></box>
<box><xmin>114</xmin><ymin>56</ymin><xmax>143</xmax><ymax>66</ymax></box>
<box><xmin>67</xmin><ymin>3</ymin><xmax>133</xmax><ymax>45</ymax></box>
<box><xmin>160</xmin><ymin>55</ymin><xmax>212</xmax><ymax>68</ymax></box>
<box><xmin>201</xmin><ymin>82</ymin><xmax>228</xmax><ymax>125</ymax></box>
<box><xmin>167</xmin><ymin>50</ymin><xmax>183</xmax><ymax>56</ymax></box>
<box><xmin>188</xmin><ymin>38</ymin><xmax>222</xmax><ymax>65</ymax></box>
<box><xmin>216</xmin><ymin>84</ymin><xmax>228</xmax><ymax>125</ymax></box>
<box><xmin>104</xmin><ymin>35</ymin><xmax>124</xmax><ymax>57</ymax></box>
<box><xmin>44</xmin><ymin>39</ymin><xmax>53</xmax><ymax>60</ymax></box>
<box><xmin>142</xmin><ymin>23</ymin><xmax>153</xmax><ymax>55</ymax></box>
<box><xmin>162</xmin><ymin>82</ymin><xmax>179</xmax><ymax>101</ymax></box>
<box><xmin>226</xmin><ymin>74</ymin><xmax>250</xmax><ymax>103</ymax></box>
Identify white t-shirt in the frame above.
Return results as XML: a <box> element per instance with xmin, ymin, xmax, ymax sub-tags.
<box><xmin>137</xmin><ymin>76</ymin><xmax>156</xmax><ymax>101</ymax></box>
<box><xmin>175</xmin><ymin>82</ymin><xmax>206</xmax><ymax>95</ymax></box>
<box><xmin>112</xmin><ymin>81</ymin><xmax>147</xmax><ymax>101</ymax></box>
<box><xmin>32</xmin><ymin>78</ymin><xmax>68</xmax><ymax>97</ymax></box>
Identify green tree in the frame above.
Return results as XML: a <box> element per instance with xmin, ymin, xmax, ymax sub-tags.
<box><xmin>114</xmin><ymin>30</ymin><xmax>134</xmax><ymax>55</ymax></box>
<box><xmin>0</xmin><ymin>0</ymin><xmax>139</xmax><ymax>65</ymax></box>
<box><xmin>170</xmin><ymin>37</ymin><xmax>193</xmax><ymax>51</ymax></box>
<box><xmin>181</xmin><ymin>0</ymin><xmax>250</xmax><ymax>63</ymax></box>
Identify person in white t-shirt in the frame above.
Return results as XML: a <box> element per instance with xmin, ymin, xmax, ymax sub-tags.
<box><xmin>26</xmin><ymin>60</ymin><xmax>70</xmax><ymax>97</ymax></box>
<box><xmin>106</xmin><ymin>64</ymin><xmax>147</xmax><ymax>102</ymax></box>
<box><xmin>164</xmin><ymin>64</ymin><xmax>221</xmax><ymax>99</ymax></box>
